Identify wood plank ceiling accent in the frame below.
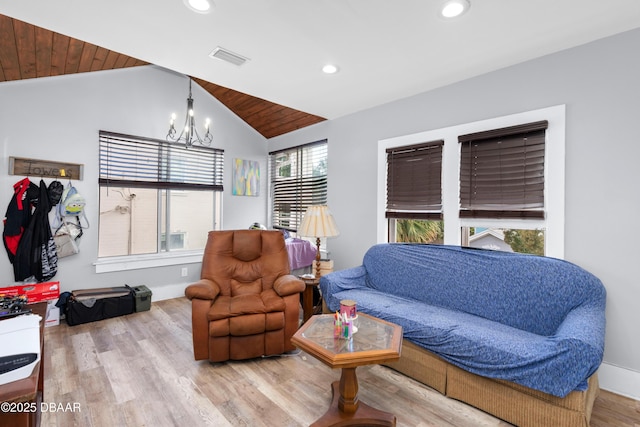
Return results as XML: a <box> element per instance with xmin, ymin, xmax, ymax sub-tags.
<box><xmin>193</xmin><ymin>78</ymin><xmax>326</xmax><ymax>139</ymax></box>
<box><xmin>0</xmin><ymin>14</ymin><xmax>326</xmax><ymax>139</ymax></box>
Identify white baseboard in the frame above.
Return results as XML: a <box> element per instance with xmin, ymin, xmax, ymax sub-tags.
<box><xmin>149</xmin><ymin>282</ymin><xmax>189</xmax><ymax>302</ymax></box>
<box><xmin>598</xmin><ymin>362</ymin><xmax>640</xmax><ymax>400</ymax></box>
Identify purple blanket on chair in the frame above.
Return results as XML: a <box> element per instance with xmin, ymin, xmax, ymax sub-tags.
<box><xmin>285</xmin><ymin>238</ymin><xmax>317</xmax><ymax>270</ymax></box>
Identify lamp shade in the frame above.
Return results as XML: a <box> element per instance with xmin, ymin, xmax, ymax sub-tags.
<box><xmin>298</xmin><ymin>205</ymin><xmax>340</xmax><ymax>238</ymax></box>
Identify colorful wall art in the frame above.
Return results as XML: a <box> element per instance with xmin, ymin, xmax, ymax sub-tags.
<box><xmin>232</xmin><ymin>158</ymin><xmax>260</xmax><ymax>196</ymax></box>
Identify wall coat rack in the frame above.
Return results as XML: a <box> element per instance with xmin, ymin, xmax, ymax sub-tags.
<box><xmin>9</xmin><ymin>157</ymin><xmax>84</xmax><ymax>180</ymax></box>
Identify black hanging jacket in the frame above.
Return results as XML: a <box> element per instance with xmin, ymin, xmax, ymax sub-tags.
<box><xmin>3</xmin><ymin>178</ymin><xmax>38</xmax><ymax>268</ymax></box>
<box><xmin>13</xmin><ymin>180</ymin><xmax>58</xmax><ymax>282</ymax></box>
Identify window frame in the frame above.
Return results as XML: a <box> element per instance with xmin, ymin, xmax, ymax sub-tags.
<box><xmin>377</xmin><ymin>105</ymin><xmax>565</xmax><ymax>259</ymax></box>
<box><xmin>385</xmin><ymin>140</ymin><xmax>444</xmax><ymax>244</ymax></box>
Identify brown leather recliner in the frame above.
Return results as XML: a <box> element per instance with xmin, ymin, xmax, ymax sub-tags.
<box><xmin>185</xmin><ymin>230</ymin><xmax>305</xmax><ymax>362</ymax></box>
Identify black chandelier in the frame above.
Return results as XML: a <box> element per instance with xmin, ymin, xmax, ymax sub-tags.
<box><xmin>167</xmin><ymin>79</ymin><xmax>212</xmax><ymax>148</ymax></box>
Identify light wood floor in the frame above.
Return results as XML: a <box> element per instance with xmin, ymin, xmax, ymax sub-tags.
<box><xmin>42</xmin><ymin>297</ymin><xmax>639</xmax><ymax>426</ymax></box>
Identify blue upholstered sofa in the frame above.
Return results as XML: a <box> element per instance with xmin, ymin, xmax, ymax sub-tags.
<box><xmin>320</xmin><ymin>244</ymin><xmax>606</xmax><ymax>427</ymax></box>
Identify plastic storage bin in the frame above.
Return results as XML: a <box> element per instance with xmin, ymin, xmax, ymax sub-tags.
<box><xmin>132</xmin><ymin>285</ymin><xmax>152</xmax><ymax>312</ymax></box>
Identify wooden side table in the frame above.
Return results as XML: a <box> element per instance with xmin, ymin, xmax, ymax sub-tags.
<box><xmin>299</xmin><ymin>276</ymin><xmax>321</xmax><ymax>323</ymax></box>
<box><xmin>291</xmin><ymin>313</ymin><xmax>403</xmax><ymax>426</ymax></box>
<box><xmin>0</xmin><ymin>302</ymin><xmax>47</xmax><ymax>427</ymax></box>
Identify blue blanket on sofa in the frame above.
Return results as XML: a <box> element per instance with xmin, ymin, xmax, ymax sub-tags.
<box><xmin>320</xmin><ymin>244</ymin><xmax>606</xmax><ymax>397</ymax></box>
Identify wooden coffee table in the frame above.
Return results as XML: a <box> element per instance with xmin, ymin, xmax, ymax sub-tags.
<box><xmin>291</xmin><ymin>312</ymin><xmax>402</xmax><ymax>427</ymax></box>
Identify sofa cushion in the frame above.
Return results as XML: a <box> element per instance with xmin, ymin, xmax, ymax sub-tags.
<box><xmin>361</xmin><ymin>244</ymin><xmax>605</xmax><ymax>337</ymax></box>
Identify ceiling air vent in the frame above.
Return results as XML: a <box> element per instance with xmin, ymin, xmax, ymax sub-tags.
<box><xmin>208</xmin><ymin>47</ymin><xmax>249</xmax><ymax>66</ymax></box>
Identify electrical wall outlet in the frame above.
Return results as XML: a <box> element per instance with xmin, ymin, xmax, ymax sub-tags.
<box><xmin>181</xmin><ymin>267</ymin><xmax>188</xmax><ymax>277</ymax></box>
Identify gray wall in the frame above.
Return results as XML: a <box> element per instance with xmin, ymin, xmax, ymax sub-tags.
<box><xmin>269</xmin><ymin>28</ymin><xmax>640</xmax><ymax>398</ymax></box>
<box><xmin>0</xmin><ymin>65</ymin><xmax>267</xmax><ymax>300</ymax></box>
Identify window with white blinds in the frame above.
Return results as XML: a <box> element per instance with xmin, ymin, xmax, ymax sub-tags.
<box><xmin>269</xmin><ymin>140</ymin><xmax>327</xmax><ymax>232</ymax></box>
<box><xmin>386</xmin><ymin>140</ymin><xmax>443</xmax><ymax>220</ymax></box>
<box><xmin>99</xmin><ymin>131</ymin><xmax>224</xmax><ymax>190</ymax></box>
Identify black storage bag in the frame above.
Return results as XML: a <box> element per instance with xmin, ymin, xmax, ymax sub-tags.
<box><xmin>66</xmin><ymin>286</ymin><xmax>134</xmax><ymax>326</ymax></box>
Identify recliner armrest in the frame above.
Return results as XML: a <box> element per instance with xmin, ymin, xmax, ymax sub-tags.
<box><xmin>273</xmin><ymin>274</ymin><xmax>305</xmax><ymax>297</ymax></box>
<box><xmin>185</xmin><ymin>279</ymin><xmax>221</xmax><ymax>300</ymax></box>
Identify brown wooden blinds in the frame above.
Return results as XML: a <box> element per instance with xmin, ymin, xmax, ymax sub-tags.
<box><xmin>459</xmin><ymin>120</ymin><xmax>548</xmax><ymax>219</ymax></box>
<box><xmin>386</xmin><ymin>140</ymin><xmax>443</xmax><ymax>220</ymax></box>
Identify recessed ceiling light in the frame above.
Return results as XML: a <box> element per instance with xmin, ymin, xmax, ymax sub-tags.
<box><xmin>322</xmin><ymin>64</ymin><xmax>339</xmax><ymax>74</ymax></box>
<box><xmin>184</xmin><ymin>0</ymin><xmax>213</xmax><ymax>14</ymax></box>
<box><xmin>440</xmin><ymin>0</ymin><xmax>470</xmax><ymax>18</ymax></box>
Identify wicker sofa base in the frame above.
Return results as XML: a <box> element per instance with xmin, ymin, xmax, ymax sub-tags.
<box><xmin>384</xmin><ymin>339</ymin><xmax>599</xmax><ymax>427</ymax></box>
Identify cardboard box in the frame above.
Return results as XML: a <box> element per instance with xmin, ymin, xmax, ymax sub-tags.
<box><xmin>0</xmin><ymin>281</ymin><xmax>60</xmax><ymax>303</ymax></box>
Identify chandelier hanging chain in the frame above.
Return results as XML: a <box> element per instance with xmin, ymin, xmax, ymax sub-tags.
<box><xmin>167</xmin><ymin>79</ymin><xmax>213</xmax><ymax>148</ymax></box>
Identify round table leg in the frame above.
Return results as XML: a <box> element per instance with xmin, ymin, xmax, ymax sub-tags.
<box><xmin>338</xmin><ymin>367</ymin><xmax>359</xmax><ymax>414</ymax></box>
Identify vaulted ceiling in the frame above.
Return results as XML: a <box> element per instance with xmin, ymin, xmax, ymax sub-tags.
<box><xmin>0</xmin><ymin>14</ymin><xmax>326</xmax><ymax>139</ymax></box>
<box><xmin>2</xmin><ymin>1</ymin><xmax>640</xmax><ymax>139</ymax></box>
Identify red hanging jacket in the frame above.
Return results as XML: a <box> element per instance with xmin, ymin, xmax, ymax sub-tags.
<box><xmin>2</xmin><ymin>177</ymin><xmax>39</xmax><ymax>264</ymax></box>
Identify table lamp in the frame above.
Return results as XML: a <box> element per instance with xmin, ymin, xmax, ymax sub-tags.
<box><xmin>298</xmin><ymin>205</ymin><xmax>340</xmax><ymax>278</ymax></box>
